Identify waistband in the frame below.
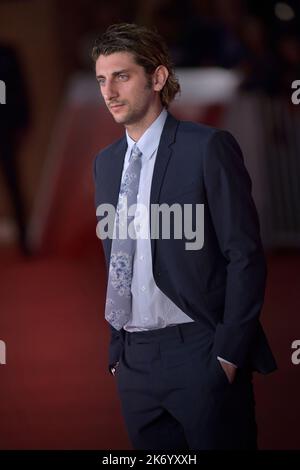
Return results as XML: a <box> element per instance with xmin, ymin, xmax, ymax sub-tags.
<box><xmin>124</xmin><ymin>321</ymin><xmax>212</xmax><ymax>345</ymax></box>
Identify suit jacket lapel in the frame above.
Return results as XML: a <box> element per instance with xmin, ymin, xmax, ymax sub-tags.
<box><xmin>107</xmin><ymin>137</ymin><xmax>127</xmax><ymax>207</ymax></box>
<box><xmin>100</xmin><ymin>136</ymin><xmax>127</xmax><ymax>256</ymax></box>
<box><xmin>150</xmin><ymin>113</ymin><xmax>179</xmax><ymax>260</ymax></box>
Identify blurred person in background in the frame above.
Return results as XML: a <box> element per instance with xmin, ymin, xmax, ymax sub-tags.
<box><xmin>0</xmin><ymin>43</ymin><xmax>31</xmax><ymax>255</ymax></box>
<box><xmin>92</xmin><ymin>23</ymin><xmax>276</xmax><ymax>450</ymax></box>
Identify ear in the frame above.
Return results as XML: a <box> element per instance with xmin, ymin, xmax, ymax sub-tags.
<box><xmin>153</xmin><ymin>65</ymin><xmax>169</xmax><ymax>92</ymax></box>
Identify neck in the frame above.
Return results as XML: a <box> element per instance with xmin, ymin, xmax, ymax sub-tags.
<box><xmin>125</xmin><ymin>102</ymin><xmax>164</xmax><ymax>141</ymax></box>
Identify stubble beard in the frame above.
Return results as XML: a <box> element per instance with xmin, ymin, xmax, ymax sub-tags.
<box><xmin>110</xmin><ymin>80</ymin><xmax>154</xmax><ymax>126</ymax></box>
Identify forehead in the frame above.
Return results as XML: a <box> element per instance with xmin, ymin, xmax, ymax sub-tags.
<box><xmin>95</xmin><ymin>51</ymin><xmax>140</xmax><ymax>75</ymax></box>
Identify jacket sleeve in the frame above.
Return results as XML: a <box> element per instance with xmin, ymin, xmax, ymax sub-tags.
<box><xmin>203</xmin><ymin>130</ymin><xmax>267</xmax><ymax>368</ymax></box>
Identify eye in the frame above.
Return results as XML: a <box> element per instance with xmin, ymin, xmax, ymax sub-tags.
<box><xmin>118</xmin><ymin>74</ymin><xmax>128</xmax><ymax>81</ymax></box>
<box><xmin>97</xmin><ymin>78</ymin><xmax>105</xmax><ymax>86</ymax></box>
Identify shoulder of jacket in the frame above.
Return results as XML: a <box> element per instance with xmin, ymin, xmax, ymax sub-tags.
<box><xmin>95</xmin><ymin>135</ymin><xmax>126</xmax><ymax>160</ymax></box>
<box><xmin>175</xmin><ymin>119</ymin><xmax>225</xmax><ymax>145</ymax></box>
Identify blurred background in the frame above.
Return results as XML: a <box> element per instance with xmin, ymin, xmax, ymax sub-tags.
<box><xmin>0</xmin><ymin>0</ymin><xmax>299</xmax><ymax>450</ymax></box>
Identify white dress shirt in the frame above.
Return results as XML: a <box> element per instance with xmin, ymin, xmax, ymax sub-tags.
<box><xmin>121</xmin><ymin>109</ymin><xmax>194</xmax><ymax>332</ymax></box>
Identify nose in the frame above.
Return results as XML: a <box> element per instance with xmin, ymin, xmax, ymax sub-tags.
<box><xmin>102</xmin><ymin>80</ymin><xmax>118</xmax><ymax>102</ymax></box>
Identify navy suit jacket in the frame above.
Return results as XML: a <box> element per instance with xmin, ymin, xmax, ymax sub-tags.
<box><xmin>94</xmin><ymin>113</ymin><xmax>277</xmax><ymax>374</ymax></box>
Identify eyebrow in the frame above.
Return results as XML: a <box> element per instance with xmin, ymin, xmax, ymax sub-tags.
<box><xmin>96</xmin><ymin>69</ymin><xmax>130</xmax><ymax>81</ymax></box>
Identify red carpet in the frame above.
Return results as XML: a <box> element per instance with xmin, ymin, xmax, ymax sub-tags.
<box><xmin>254</xmin><ymin>249</ymin><xmax>300</xmax><ymax>449</ymax></box>
<box><xmin>0</xmin><ymin>245</ymin><xmax>299</xmax><ymax>449</ymax></box>
<box><xmin>0</xmin><ymin>246</ymin><xmax>130</xmax><ymax>449</ymax></box>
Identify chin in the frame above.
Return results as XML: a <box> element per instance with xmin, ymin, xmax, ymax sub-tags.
<box><xmin>113</xmin><ymin>115</ymin><xmax>128</xmax><ymax>124</ymax></box>
<box><xmin>110</xmin><ymin>110</ymin><xmax>129</xmax><ymax>124</ymax></box>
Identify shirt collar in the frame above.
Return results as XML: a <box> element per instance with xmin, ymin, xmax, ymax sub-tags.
<box><xmin>126</xmin><ymin>108</ymin><xmax>168</xmax><ymax>161</ymax></box>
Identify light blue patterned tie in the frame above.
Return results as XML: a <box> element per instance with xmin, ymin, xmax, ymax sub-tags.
<box><xmin>105</xmin><ymin>144</ymin><xmax>142</xmax><ymax>330</ymax></box>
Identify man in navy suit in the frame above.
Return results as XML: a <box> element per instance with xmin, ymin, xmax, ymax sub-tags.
<box><xmin>92</xmin><ymin>23</ymin><xmax>276</xmax><ymax>450</ymax></box>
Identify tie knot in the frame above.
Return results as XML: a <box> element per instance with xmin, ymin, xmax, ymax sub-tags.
<box><xmin>130</xmin><ymin>144</ymin><xmax>142</xmax><ymax>162</ymax></box>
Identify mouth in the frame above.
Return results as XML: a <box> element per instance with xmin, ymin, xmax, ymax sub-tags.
<box><xmin>109</xmin><ymin>103</ymin><xmax>124</xmax><ymax>111</ymax></box>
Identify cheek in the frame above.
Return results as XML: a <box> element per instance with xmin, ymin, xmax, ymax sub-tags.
<box><xmin>130</xmin><ymin>84</ymin><xmax>152</xmax><ymax>105</ymax></box>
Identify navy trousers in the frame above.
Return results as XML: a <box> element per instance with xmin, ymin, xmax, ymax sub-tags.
<box><xmin>115</xmin><ymin>322</ymin><xmax>257</xmax><ymax>450</ymax></box>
